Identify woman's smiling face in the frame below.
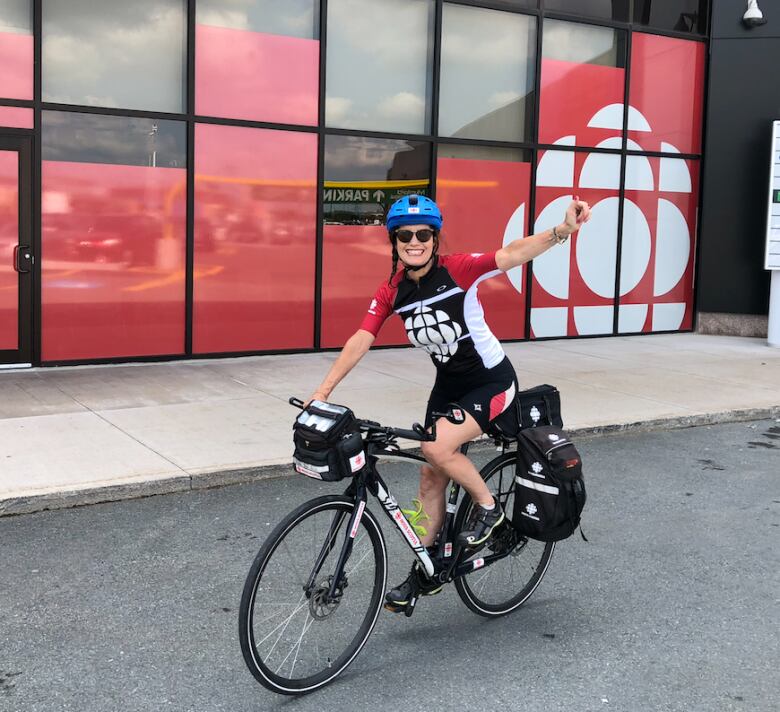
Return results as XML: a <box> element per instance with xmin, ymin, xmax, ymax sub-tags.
<box><xmin>394</xmin><ymin>224</ymin><xmax>436</xmax><ymax>268</ymax></box>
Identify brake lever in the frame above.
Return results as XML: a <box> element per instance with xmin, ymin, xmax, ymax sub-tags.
<box><xmin>412</xmin><ymin>421</ymin><xmax>435</xmax><ymax>442</ymax></box>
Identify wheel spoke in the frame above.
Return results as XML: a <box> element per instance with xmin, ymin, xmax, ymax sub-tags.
<box><xmin>455</xmin><ymin>459</ymin><xmax>554</xmax><ymax>616</ymax></box>
<box><xmin>240</xmin><ymin>498</ymin><xmax>385</xmax><ymax>690</ymax></box>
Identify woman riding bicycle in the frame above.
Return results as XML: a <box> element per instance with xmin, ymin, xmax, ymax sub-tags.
<box><xmin>309</xmin><ymin>193</ymin><xmax>590</xmax><ymax>611</ymax></box>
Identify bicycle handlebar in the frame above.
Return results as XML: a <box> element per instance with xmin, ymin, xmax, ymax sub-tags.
<box><xmin>288</xmin><ymin>397</ymin><xmax>435</xmax><ymax>442</ymax></box>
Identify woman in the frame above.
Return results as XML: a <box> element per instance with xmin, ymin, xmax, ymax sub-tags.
<box><xmin>309</xmin><ymin>193</ymin><xmax>590</xmax><ymax>611</ymax></box>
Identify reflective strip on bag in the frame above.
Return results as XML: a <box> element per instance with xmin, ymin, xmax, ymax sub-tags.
<box><xmin>293</xmin><ymin>457</ymin><xmax>328</xmax><ymax>479</ymax></box>
<box><xmin>515</xmin><ymin>476</ymin><xmax>559</xmax><ymax>495</ymax></box>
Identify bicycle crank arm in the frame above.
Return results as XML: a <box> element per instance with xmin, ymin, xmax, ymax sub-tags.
<box><xmin>452</xmin><ymin>550</ymin><xmax>509</xmax><ymax>579</ymax></box>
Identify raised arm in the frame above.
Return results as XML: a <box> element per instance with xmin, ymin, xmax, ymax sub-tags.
<box><xmin>495</xmin><ymin>198</ymin><xmax>591</xmax><ymax>272</ymax></box>
<box><xmin>308</xmin><ymin>329</ymin><xmax>376</xmax><ymax>403</ymax></box>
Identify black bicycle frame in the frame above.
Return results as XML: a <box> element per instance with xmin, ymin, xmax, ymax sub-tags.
<box><xmin>319</xmin><ymin>440</ymin><xmax>516</xmax><ymax>602</ymax></box>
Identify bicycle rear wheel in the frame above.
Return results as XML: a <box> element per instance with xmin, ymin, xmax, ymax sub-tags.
<box><xmin>454</xmin><ymin>451</ymin><xmax>555</xmax><ymax>618</ymax></box>
<box><xmin>239</xmin><ymin>495</ymin><xmax>387</xmax><ymax>694</ymax></box>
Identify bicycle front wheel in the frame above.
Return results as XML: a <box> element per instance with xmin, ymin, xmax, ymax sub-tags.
<box><xmin>239</xmin><ymin>495</ymin><xmax>387</xmax><ymax>695</ymax></box>
<box><xmin>454</xmin><ymin>451</ymin><xmax>555</xmax><ymax>618</ymax></box>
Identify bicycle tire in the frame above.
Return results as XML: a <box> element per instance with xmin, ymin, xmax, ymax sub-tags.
<box><xmin>239</xmin><ymin>495</ymin><xmax>387</xmax><ymax>695</ymax></box>
<box><xmin>454</xmin><ymin>451</ymin><xmax>555</xmax><ymax>618</ymax></box>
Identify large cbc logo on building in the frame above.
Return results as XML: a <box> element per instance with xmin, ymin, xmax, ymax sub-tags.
<box><xmin>500</xmin><ymin>48</ymin><xmax>699</xmax><ymax>338</ymax></box>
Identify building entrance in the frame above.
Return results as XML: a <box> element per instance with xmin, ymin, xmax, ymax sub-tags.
<box><xmin>0</xmin><ymin>136</ymin><xmax>33</xmax><ymax>366</ymax></box>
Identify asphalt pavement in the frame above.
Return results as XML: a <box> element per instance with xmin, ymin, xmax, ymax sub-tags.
<box><xmin>1</xmin><ymin>419</ymin><xmax>779</xmax><ymax>712</ymax></box>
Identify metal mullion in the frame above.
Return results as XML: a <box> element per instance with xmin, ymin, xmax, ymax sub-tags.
<box><xmin>444</xmin><ymin>0</ymin><xmax>540</xmax><ymax>19</ymax></box>
<box><xmin>612</xmin><ymin>28</ymin><xmax>632</xmax><ymax>336</ymax></box>
<box><xmin>525</xmin><ymin>146</ymin><xmax>539</xmax><ymax>341</ymax></box>
<box><xmin>323</xmin><ymin>126</ymin><xmax>436</xmax><ymax>143</ymax></box>
<box><xmin>314</xmin><ymin>0</ymin><xmax>328</xmax><ymax>349</ymax></box>
<box><xmin>193</xmin><ymin>113</ymin><xmax>319</xmax><ymax>134</ymax></box>
<box><xmin>536</xmin><ymin>142</ymin><xmax>623</xmax><ymax>155</ymax></box>
<box><xmin>428</xmin><ymin>0</ymin><xmax>442</xmax><ymax>200</ymax></box>
<box><xmin>437</xmin><ymin>135</ymin><xmax>536</xmax><ymax>151</ymax></box>
<box><xmin>542</xmin><ymin>11</ymin><xmax>630</xmax><ymax>31</ymax></box>
<box><xmin>185</xmin><ymin>0</ymin><xmax>195</xmax><ymax>356</ymax></box>
<box><xmin>32</xmin><ymin>0</ymin><xmax>42</xmax><ymax>365</ymax></box>
<box><xmin>40</xmin><ymin>101</ymin><xmax>187</xmax><ymax>122</ymax></box>
<box><xmin>525</xmin><ymin>8</ymin><xmax>544</xmax><ymax>341</ymax></box>
<box><xmin>627</xmin><ymin>149</ymin><xmax>702</xmax><ymax>160</ymax></box>
<box><xmin>690</xmin><ymin>20</ymin><xmax>713</xmax><ymax>332</ymax></box>
<box><xmin>0</xmin><ymin>98</ymin><xmax>34</xmax><ymax>108</ymax></box>
<box><xmin>627</xmin><ymin>25</ymin><xmax>707</xmax><ymax>42</ymax></box>
<box><xmin>430</xmin><ymin>0</ymin><xmax>443</xmax><ymax>139</ymax></box>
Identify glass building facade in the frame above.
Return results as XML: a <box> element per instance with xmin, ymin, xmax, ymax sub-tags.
<box><xmin>0</xmin><ymin>0</ymin><xmax>709</xmax><ymax>365</ymax></box>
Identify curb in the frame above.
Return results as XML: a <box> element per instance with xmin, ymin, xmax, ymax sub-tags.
<box><xmin>2</xmin><ymin>405</ymin><xmax>777</xmax><ymax>518</ymax></box>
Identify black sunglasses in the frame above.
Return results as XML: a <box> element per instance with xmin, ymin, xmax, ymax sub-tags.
<box><xmin>394</xmin><ymin>228</ymin><xmax>436</xmax><ymax>243</ymax></box>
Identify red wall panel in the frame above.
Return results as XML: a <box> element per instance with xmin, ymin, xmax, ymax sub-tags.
<box><xmin>0</xmin><ymin>106</ymin><xmax>32</xmax><ymax>129</ymax></box>
<box><xmin>629</xmin><ymin>34</ymin><xmax>706</xmax><ymax>155</ymax></box>
<box><xmin>41</xmin><ymin>162</ymin><xmax>186</xmax><ymax>361</ymax></box>
<box><xmin>320</xmin><ymin>225</ymin><xmax>408</xmax><ymax>348</ymax></box>
<box><xmin>618</xmin><ymin>157</ymin><xmax>699</xmax><ymax>332</ymax></box>
<box><xmin>0</xmin><ymin>31</ymin><xmax>33</xmax><ymax>101</ymax></box>
<box><xmin>539</xmin><ymin>58</ymin><xmax>625</xmax><ymax>147</ymax></box>
<box><xmin>193</xmin><ymin>124</ymin><xmax>317</xmax><ymax>353</ymax></box>
<box><xmin>196</xmin><ymin>24</ymin><xmax>318</xmax><ymax>126</ymax></box>
<box><xmin>436</xmin><ymin>156</ymin><xmax>531</xmax><ymax>340</ymax></box>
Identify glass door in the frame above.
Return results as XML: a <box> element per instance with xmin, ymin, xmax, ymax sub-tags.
<box><xmin>0</xmin><ymin>136</ymin><xmax>33</xmax><ymax>365</ymax></box>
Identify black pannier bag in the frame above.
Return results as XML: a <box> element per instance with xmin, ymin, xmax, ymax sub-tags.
<box><xmin>517</xmin><ymin>384</ymin><xmax>563</xmax><ymax>429</ymax></box>
<box><xmin>292</xmin><ymin>401</ymin><xmax>367</xmax><ymax>482</ymax></box>
<box><xmin>512</xmin><ymin>425</ymin><xmax>586</xmax><ymax>541</ymax></box>
<box><xmin>488</xmin><ymin>384</ymin><xmax>563</xmax><ymax>441</ymax></box>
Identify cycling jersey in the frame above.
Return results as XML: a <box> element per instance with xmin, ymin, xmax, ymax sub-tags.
<box><xmin>360</xmin><ymin>252</ymin><xmax>507</xmax><ymax>379</ymax></box>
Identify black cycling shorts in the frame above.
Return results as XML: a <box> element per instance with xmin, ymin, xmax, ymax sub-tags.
<box><xmin>424</xmin><ymin>356</ymin><xmax>518</xmax><ymax>433</ymax></box>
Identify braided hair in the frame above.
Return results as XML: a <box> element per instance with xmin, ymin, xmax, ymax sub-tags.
<box><xmin>388</xmin><ymin>243</ymin><xmax>400</xmax><ymax>285</ymax></box>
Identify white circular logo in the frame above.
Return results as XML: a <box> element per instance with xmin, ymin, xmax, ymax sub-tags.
<box><xmin>548</xmin><ymin>434</ymin><xmax>560</xmax><ymax>442</ymax></box>
<box><xmin>506</xmin><ymin>105</ymin><xmax>693</xmax><ymax>336</ymax></box>
<box><xmin>530</xmin><ymin>405</ymin><xmax>541</xmax><ymax>423</ymax></box>
<box><xmin>403</xmin><ymin>305</ymin><xmax>463</xmax><ymax>363</ymax></box>
<box><xmin>532</xmin><ymin>462</ymin><xmax>543</xmax><ymax>474</ymax></box>
<box><xmin>526</xmin><ymin>503</ymin><xmax>537</xmax><ymax>515</ymax></box>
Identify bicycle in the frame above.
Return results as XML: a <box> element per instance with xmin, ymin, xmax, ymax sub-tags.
<box><xmin>238</xmin><ymin>397</ymin><xmax>555</xmax><ymax>695</ymax></box>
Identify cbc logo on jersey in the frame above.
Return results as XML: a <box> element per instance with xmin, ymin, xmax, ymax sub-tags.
<box><xmin>403</xmin><ymin>305</ymin><xmax>463</xmax><ymax>363</ymax></box>
<box><xmin>502</xmin><ymin>104</ymin><xmax>693</xmax><ymax>338</ymax></box>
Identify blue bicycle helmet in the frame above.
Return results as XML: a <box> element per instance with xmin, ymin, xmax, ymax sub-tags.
<box><xmin>386</xmin><ymin>194</ymin><xmax>443</xmax><ymax>233</ymax></box>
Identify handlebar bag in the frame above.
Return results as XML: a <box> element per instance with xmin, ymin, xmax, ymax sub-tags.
<box><xmin>292</xmin><ymin>401</ymin><xmax>366</xmax><ymax>481</ymax></box>
<box><xmin>512</xmin><ymin>425</ymin><xmax>586</xmax><ymax>541</ymax></box>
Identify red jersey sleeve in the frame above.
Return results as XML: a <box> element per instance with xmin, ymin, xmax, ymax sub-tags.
<box><xmin>359</xmin><ymin>281</ymin><xmax>395</xmax><ymax>336</ymax></box>
<box><xmin>440</xmin><ymin>252</ymin><xmax>500</xmax><ymax>291</ymax></box>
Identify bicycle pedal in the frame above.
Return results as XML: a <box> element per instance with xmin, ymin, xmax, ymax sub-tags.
<box><xmin>404</xmin><ymin>596</ymin><xmax>418</xmax><ymax>618</ymax></box>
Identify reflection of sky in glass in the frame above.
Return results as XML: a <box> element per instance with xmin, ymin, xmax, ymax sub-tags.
<box><xmin>43</xmin><ymin>0</ymin><xmax>186</xmax><ymax>113</ymax></box>
<box><xmin>0</xmin><ymin>0</ymin><xmax>32</xmax><ymax>33</ymax></box>
<box><xmin>197</xmin><ymin>0</ymin><xmax>318</xmax><ymax>38</ymax></box>
<box><xmin>439</xmin><ymin>5</ymin><xmax>535</xmax><ymax>141</ymax></box>
<box><xmin>43</xmin><ymin>112</ymin><xmax>186</xmax><ymax>168</ymax></box>
<box><xmin>324</xmin><ymin>135</ymin><xmax>430</xmax><ymax>182</ymax></box>
<box><xmin>326</xmin><ymin>0</ymin><xmax>433</xmax><ymax>134</ymax></box>
<box><xmin>543</xmin><ymin>19</ymin><xmax>620</xmax><ymax>67</ymax></box>
<box><xmin>545</xmin><ymin>0</ymin><xmax>629</xmax><ymax>22</ymax></box>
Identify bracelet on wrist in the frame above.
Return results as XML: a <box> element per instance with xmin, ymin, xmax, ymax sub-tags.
<box><xmin>551</xmin><ymin>225</ymin><xmax>570</xmax><ymax>245</ymax></box>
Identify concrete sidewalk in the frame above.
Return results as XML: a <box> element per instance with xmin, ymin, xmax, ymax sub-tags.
<box><xmin>1</xmin><ymin>333</ymin><xmax>778</xmax><ymax>516</ymax></box>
